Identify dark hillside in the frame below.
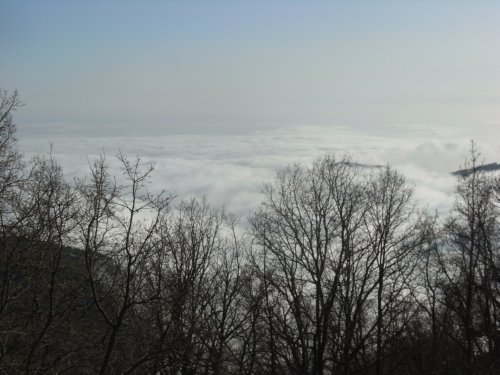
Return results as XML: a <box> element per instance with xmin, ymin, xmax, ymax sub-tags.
<box><xmin>452</xmin><ymin>162</ymin><xmax>500</xmax><ymax>177</ymax></box>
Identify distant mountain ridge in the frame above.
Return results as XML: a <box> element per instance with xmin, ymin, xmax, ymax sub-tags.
<box><xmin>452</xmin><ymin>162</ymin><xmax>500</xmax><ymax>177</ymax></box>
<box><xmin>338</xmin><ymin>161</ymin><xmax>385</xmax><ymax>169</ymax></box>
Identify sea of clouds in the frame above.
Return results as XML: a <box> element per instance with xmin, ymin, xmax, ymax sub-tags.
<box><xmin>18</xmin><ymin>123</ymin><xmax>500</xmax><ymax>221</ymax></box>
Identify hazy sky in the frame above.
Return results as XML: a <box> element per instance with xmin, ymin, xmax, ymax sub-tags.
<box><xmin>2</xmin><ymin>0</ymin><xmax>499</xmax><ymax>134</ymax></box>
<box><xmin>2</xmin><ymin>1</ymin><xmax>500</xmax><ymax>217</ymax></box>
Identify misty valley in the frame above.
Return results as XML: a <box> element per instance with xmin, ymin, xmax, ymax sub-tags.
<box><xmin>1</xmin><ymin>89</ymin><xmax>500</xmax><ymax>374</ymax></box>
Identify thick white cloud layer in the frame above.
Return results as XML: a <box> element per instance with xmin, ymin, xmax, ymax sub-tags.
<box><xmin>18</xmin><ymin>124</ymin><xmax>500</xmax><ymax>220</ymax></box>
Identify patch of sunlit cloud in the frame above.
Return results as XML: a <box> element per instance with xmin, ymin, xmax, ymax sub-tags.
<box><xmin>18</xmin><ymin>124</ymin><xmax>499</xmax><ymax>220</ymax></box>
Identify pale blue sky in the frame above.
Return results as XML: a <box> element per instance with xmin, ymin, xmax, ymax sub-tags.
<box><xmin>1</xmin><ymin>0</ymin><xmax>499</xmax><ymax>135</ymax></box>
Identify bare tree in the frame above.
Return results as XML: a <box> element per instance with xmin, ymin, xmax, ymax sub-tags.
<box><xmin>0</xmin><ymin>88</ymin><xmax>24</xmax><ymax>324</ymax></box>
<box><xmin>0</xmin><ymin>89</ymin><xmax>23</xmax><ymax>195</ymax></box>
<box><xmin>250</xmin><ymin>155</ymin><xmax>425</xmax><ymax>375</ymax></box>
<box><xmin>364</xmin><ymin>166</ymin><xmax>423</xmax><ymax>375</ymax></box>
<box><xmin>153</xmin><ymin>198</ymin><xmax>231</xmax><ymax>375</ymax></box>
<box><xmin>0</xmin><ymin>152</ymin><xmax>86</xmax><ymax>373</ymax></box>
<box><xmin>410</xmin><ymin>215</ymin><xmax>459</xmax><ymax>373</ymax></box>
<box><xmin>78</xmin><ymin>152</ymin><xmax>171</xmax><ymax>374</ymax></box>
<box><xmin>203</xmin><ymin>216</ymin><xmax>248</xmax><ymax>374</ymax></box>
<box><xmin>250</xmin><ymin>155</ymin><xmax>375</xmax><ymax>374</ymax></box>
<box><xmin>0</xmin><ymin>91</ymin><xmax>86</xmax><ymax>373</ymax></box>
<box><xmin>437</xmin><ymin>143</ymin><xmax>500</xmax><ymax>374</ymax></box>
<box><xmin>3</xmin><ymin>87</ymin><xmax>499</xmax><ymax>375</ymax></box>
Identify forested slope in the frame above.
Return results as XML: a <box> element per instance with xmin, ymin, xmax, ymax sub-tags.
<box><xmin>1</xmin><ymin>89</ymin><xmax>499</xmax><ymax>374</ymax></box>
